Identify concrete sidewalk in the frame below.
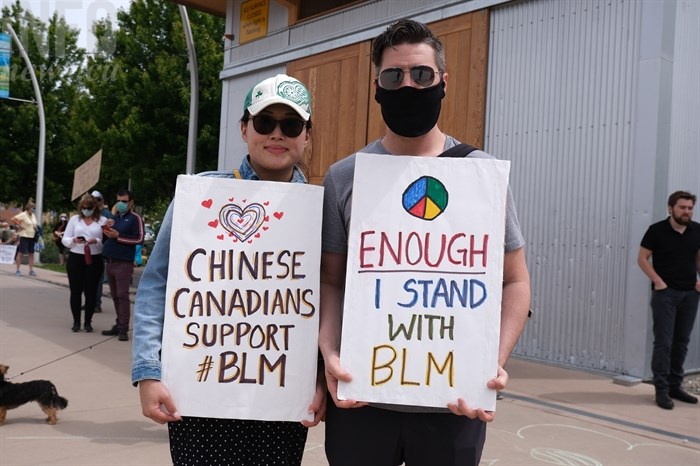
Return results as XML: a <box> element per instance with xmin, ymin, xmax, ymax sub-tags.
<box><xmin>1</xmin><ymin>263</ymin><xmax>698</xmax><ymax>465</ymax></box>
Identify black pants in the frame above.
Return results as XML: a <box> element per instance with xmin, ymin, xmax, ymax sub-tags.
<box><xmin>66</xmin><ymin>252</ymin><xmax>103</xmax><ymax>326</ymax></box>
<box><xmin>325</xmin><ymin>398</ymin><xmax>486</xmax><ymax>466</ymax></box>
<box><xmin>651</xmin><ymin>288</ymin><xmax>700</xmax><ymax>392</ymax></box>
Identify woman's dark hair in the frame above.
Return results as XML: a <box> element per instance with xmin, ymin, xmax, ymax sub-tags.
<box><xmin>371</xmin><ymin>19</ymin><xmax>446</xmax><ymax>74</ymax></box>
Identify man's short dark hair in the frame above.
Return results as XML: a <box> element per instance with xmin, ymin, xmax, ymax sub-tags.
<box><xmin>117</xmin><ymin>189</ymin><xmax>132</xmax><ymax>201</ymax></box>
<box><xmin>371</xmin><ymin>19</ymin><xmax>446</xmax><ymax>74</ymax></box>
<box><xmin>667</xmin><ymin>190</ymin><xmax>696</xmax><ymax>207</ymax></box>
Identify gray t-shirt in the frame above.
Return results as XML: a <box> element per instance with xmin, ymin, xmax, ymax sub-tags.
<box><xmin>321</xmin><ymin>136</ymin><xmax>526</xmax><ymax>413</ymax></box>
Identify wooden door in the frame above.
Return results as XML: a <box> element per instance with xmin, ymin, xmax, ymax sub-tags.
<box><xmin>287</xmin><ymin>42</ymin><xmax>371</xmax><ymax>185</ymax></box>
<box><xmin>287</xmin><ymin>9</ymin><xmax>489</xmax><ymax>184</ymax></box>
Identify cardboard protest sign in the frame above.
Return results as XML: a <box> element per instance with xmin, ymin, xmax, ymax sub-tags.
<box><xmin>338</xmin><ymin>153</ymin><xmax>510</xmax><ymax>411</ymax></box>
<box><xmin>161</xmin><ymin>175</ymin><xmax>323</xmax><ymax>422</ymax></box>
<box><xmin>71</xmin><ymin>150</ymin><xmax>102</xmax><ymax>201</ymax></box>
<box><xmin>0</xmin><ymin>244</ymin><xmax>17</xmax><ymax>264</ymax></box>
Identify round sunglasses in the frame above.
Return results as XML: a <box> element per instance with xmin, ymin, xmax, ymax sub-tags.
<box><xmin>378</xmin><ymin>65</ymin><xmax>440</xmax><ymax>90</ymax></box>
<box><xmin>251</xmin><ymin>115</ymin><xmax>306</xmax><ymax>138</ymax></box>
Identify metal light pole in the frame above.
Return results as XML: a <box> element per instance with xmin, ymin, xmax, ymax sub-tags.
<box><xmin>179</xmin><ymin>5</ymin><xmax>198</xmax><ymax>175</ymax></box>
<box><xmin>6</xmin><ymin>23</ymin><xmax>46</xmax><ymax>263</ymax></box>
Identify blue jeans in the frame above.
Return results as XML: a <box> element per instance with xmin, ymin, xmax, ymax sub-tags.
<box><xmin>651</xmin><ymin>288</ymin><xmax>700</xmax><ymax>392</ymax></box>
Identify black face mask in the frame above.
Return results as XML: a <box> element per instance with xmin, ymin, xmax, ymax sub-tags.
<box><xmin>375</xmin><ymin>81</ymin><xmax>445</xmax><ymax>138</ymax></box>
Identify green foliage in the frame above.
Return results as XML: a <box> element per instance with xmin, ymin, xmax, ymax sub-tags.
<box><xmin>1</xmin><ymin>0</ymin><xmax>224</xmax><ymax>218</ymax></box>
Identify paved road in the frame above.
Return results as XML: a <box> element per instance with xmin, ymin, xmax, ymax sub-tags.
<box><xmin>1</xmin><ymin>265</ymin><xmax>698</xmax><ymax>465</ymax></box>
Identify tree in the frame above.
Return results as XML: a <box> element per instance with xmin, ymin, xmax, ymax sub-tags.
<box><xmin>0</xmin><ymin>1</ymin><xmax>85</xmax><ymax>210</ymax></box>
<box><xmin>70</xmin><ymin>0</ymin><xmax>224</xmax><ymax>211</ymax></box>
<box><xmin>1</xmin><ymin>0</ymin><xmax>225</xmax><ymax>217</ymax></box>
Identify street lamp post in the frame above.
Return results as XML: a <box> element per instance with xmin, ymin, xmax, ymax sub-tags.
<box><xmin>6</xmin><ymin>23</ymin><xmax>46</xmax><ymax>263</ymax></box>
<box><xmin>179</xmin><ymin>5</ymin><xmax>198</xmax><ymax>175</ymax></box>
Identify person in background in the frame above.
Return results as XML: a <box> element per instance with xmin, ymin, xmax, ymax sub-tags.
<box><xmin>91</xmin><ymin>190</ymin><xmax>112</xmax><ymax>313</ymax></box>
<box><xmin>319</xmin><ymin>20</ymin><xmax>531</xmax><ymax>466</ymax></box>
<box><xmin>101</xmin><ymin>189</ymin><xmax>144</xmax><ymax>342</ymax></box>
<box><xmin>0</xmin><ymin>221</ymin><xmax>18</xmax><ymax>245</ymax></box>
<box><xmin>12</xmin><ymin>201</ymin><xmax>39</xmax><ymax>277</ymax></box>
<box><xmin>53</xmin><ymin>213</ymin><xmax>69</xmax><ymax>266</ymax></box>
<box><xmin>638</xmin><ymin>190</ymin><xmax>700</xmax><ymax>410</ymax></box>
<box><xmin>62</xmin><ymin>194</ymin><xmax>107</xmax><ymax>332</ymax></box>
<box><xmin>132</xmin><ymin>74</ymin><xmax>325</xmax><ymax>465</ymax></box>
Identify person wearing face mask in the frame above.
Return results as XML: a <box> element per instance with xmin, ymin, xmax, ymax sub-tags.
<box><xmin>11</xmin><ymin>201</ymin><xmax>39</xmax><ymax>276</ymax></box>
<box><xmin>319</xmin><ymin>19</ymin><xmax>531</xmax><ymax>466</ymax></box>
<box><xmin>132</xmin><ymin>74</ymin><xmax>325</xmax><ymax>466</ymax></box>
<box><xmin>52</xmin><ymin>213</ymin><xmax>69</xmax><ymax>266</ymax></box>
<box><xmin>62</xmin><ymin>194</ymin><xmax>108</xmax><ymax>332</ymax></box>
<box><xmin>101</xmin><ymin>189</ymin><xmax>144</xmax><ymax>342</ymax></box>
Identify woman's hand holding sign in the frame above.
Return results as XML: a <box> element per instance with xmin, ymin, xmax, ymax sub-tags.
<box><xmin>139</xmin><ymin>379</ymin><xmax>182</xmax><ymax>424</ymax></box>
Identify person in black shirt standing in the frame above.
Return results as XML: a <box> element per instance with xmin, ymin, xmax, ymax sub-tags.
<box><xmin>638</xmin><ymin>190</ymin><xmax>700</xmax><ymax>409</ymax></box>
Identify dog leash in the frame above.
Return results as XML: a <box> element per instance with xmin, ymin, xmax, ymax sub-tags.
<box><xmin>4</xmin><ymin>337</ymin><xmax>117</xmax><ymax>380</ymax></box>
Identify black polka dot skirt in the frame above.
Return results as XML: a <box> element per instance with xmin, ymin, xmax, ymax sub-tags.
<box><xmin>168</xmin><ymin>416</ymin><xmax>308</xmax><ymax>466</ymax></box>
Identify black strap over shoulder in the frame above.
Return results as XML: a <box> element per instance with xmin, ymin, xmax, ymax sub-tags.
<box><xmin>438</xmin><ymin>143</ymin><xmax>479</xmax><ymax>158</ymax></box>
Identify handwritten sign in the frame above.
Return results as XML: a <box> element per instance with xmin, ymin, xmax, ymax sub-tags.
<box><xmin>338</xmin><ymin>153</ymin><xmax>510</xmax><ymax>411</ymax></box>
<box><xmin>239</xmin><ymin>0</ymin><xmax>269</xmax><ymax>44</ymax></box>
<box><xmin>161</xmin><ymin>175</ymin><xmax>323</xmax><ymax>422</ymax></box>
<box><xmin>0</xmin><ymin>244</ymin><xmax>17</xmax><ymax>264</ymax></box>
<box><xmin>71</xmin><ymin>149</ymin><xmax>102</xmax><ymax>201</ymax></box>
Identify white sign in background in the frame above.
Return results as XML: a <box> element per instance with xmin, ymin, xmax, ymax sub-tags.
<box><xmin>161</xmin><ymin>175</ymin><xmax>323</xmax><ymax>422</ymax></box>
<box><xmin>338</xmin><ymin>153</ymin><xmax>510</xmax><ymax>411</ymax></box>
<box><xmin>0</xmin><ymin>244</ymin><xmax>17</xmax><ymax>264</ymax></box>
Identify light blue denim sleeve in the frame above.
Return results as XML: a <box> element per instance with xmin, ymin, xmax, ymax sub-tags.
<box><xmin>130</xmin><ymin>201</ymin><xmax>174</xmax><ymax>385</ymax></box>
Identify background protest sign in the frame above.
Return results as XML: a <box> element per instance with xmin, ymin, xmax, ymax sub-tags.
<box><xmin>161</xmin><ymin>175</ymin><xmax>323</xmax><ymax>422</ymax></box>
<box><xmin>0</xmin><ymin>244</ymin><xmax>17</xmax><ymax>264</ymax></box>
<box><xmin>338</xmin><ymin>152</ymin><xmax>510</xmax><ymax>411</ymax></box>
<box><xmin>71</xmin><ymin>149</ymin><xmax>102</xmax><ymax>201</ymax></box>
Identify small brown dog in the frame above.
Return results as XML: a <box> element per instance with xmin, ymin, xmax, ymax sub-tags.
<box><xmin>0</xmin><ymin>364</ymin><xmax>68</xmax><ymax>425</ymax></box>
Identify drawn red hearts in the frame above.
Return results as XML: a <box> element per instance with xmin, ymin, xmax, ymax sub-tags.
<box><xmin>263</xmin><ymin>201</ymin><xmax>269</xmax><ymax>206</ymax></box>
<box><xmin>273</xmin><ymin>211</ymin><xmax>284</xmax><ymax>220</ymax></box>
<box><xmin>262</xmin><ymin>226</ymin><xmax>269</xmax><ymax>231</ymax></box>
<box><xmin>264</xmin><ymin>216</ymin><xmax>269</xmax><ymax>222</ymax></box>
<box><xmin>216</xmin><ymin>234</ymin><xmax>224</xmax><ymax>240</ymax></box>
<box><xmin>255</xmin><ymin>233</ymin><xmax>261</xmax><ymax>238</ymax></box>
<box><xmin>229</xmin><ymin>197</ymin><xmax>234</xmax><ymax>201</ymax></box>
<box><xmin>201</xmin><ymin>199</ymin><xmax>213</xmax><ymax>209</ymax></box>
<box><xmin>208</xmin><ymin>219</ymin><xmax>219</xmax><ymax>228</ymax></box>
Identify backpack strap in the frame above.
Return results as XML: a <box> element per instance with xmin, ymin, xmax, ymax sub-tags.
<box><xmin>438</xmin><ymin>143</ymin><xmax>479</xmax><ymax>158</ymax></box>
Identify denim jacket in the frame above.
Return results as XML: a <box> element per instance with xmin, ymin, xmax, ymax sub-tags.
<box><xmin>131</xmin><ymin>157</ymin><xmax>307</xmax><ymax>384</ymax></box>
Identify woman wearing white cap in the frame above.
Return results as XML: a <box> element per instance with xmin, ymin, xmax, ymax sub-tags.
<box><xmin>132</xmin><ymin>74</ymin><xmax>324</xmax><ymax>465</ymax></box>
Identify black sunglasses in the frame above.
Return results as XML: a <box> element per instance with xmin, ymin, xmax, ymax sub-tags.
<box><xmin>251</xmin><ymin>115</ymin><xmax>306</xmax><ymax>138</ymax></box>
<box><xmin>378</xmin><ymin>65</ymin><xmax>439</xmax><ymax>90</ymax></box>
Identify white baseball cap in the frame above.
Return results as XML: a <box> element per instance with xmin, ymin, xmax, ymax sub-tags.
<box><xmin>91</xmin><ymin>190</ymin><xmax>103</xmax><ymax>199</ymax></box>
<box><xmin>244</xmin><ymin>74</ymin><xmax>312</xmax><ymax>121</ymax></box>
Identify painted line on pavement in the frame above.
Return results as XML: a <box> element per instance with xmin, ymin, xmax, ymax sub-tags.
<box><xmin>503</xmin><ymin>392</ymin><xmax>700</xmax><ymax>444</ymax></box>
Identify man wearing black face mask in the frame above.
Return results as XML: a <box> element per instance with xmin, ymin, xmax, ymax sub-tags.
<box><xmin>101</xmin><ymin>189</ymin><xmax>144</xmax><ymax>341</ymax></box>
<box><xmin>319</xmin><ymin>19</ymin><xmax>531</xmax><ymax>466</ymax></box>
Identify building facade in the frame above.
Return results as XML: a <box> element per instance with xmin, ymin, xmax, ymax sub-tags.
<box><xmin>178</xmin><ymin>0</ymin><xmax>700</xmax><ymax>379</ymax></box>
